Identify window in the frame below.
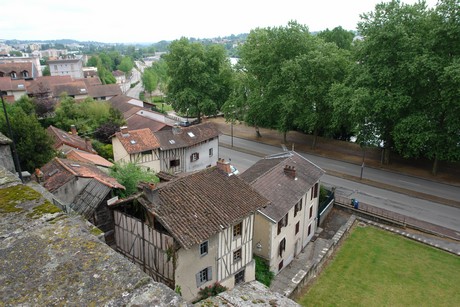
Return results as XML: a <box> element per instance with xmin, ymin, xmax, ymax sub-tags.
<box><xmin>309</xmin><ymin>206</ymin><xmax>313</xmax><ymax>219</ymax></box>
<box><xmin>196</xmin><ymin>267</ymin><xmax>212</xmax><ymax>287</ymax></box>
<box><xmin>233</xmin><ymin>248</ymin><xmax>242</xmax><ymax>262</ymax></box>
<box><xmin>10</xmin><ymin>72</ymin><xmax>17</xmax><ymax>79</ymax></box>
<box><xmin>170</xmin><ymin>159</ymin><xmax>180</xmax><ymax>167</ymax></box>
<box><xmin>190</xmin><ymin>152</ymin><xmax>199</xmax><ymax>162</ymax></box>
<box><xmin>277</xmin><ymin>213</ymin><xmax>289</xmax><ymax>235</ymax></box>
<box><xmin>295</xmin><ymin>222</ymin><xmax>300</xmax><ymax>235</ymax></box>
<box><xmin>308</xmin><ymin>224</ymin><xmax>312</xmax><ymax>236</ymax></box>
<box><xmin>278</xmin><ymin>260</ymin><xmax>284</xmax><ymax>271</ymax></box>
<box><xmin>209</xmin><ymin>148</ymin><xmax>213</xmax><ymax>157</ymax></box>
<box><xmin>279</xmin><ymin>238</ymin><xmax>286</xmax><ymax>257</ymax></box>
<box><xmin>54</xmin><ymin>65</ymin><xmax>58</xmax><ymax>70</ymax></box>
<box><xmin>294</xmin><ymin>199</ymin><xmax>302</xmax><ymax>217</ymax></box>
<box><xmin>233</xmin><ymin>222</ymin><xmax>242</xmax><ymax>238</ymax></box>
<box><xmin>141</xmin><ymin>150</ymin><xmax>150</xmax><ymax>156</ymax></box>
<box><xmin>200</xmin><ymin>241</ymin><xmax>208</xmax><ymax>256</ymax></box>
<box><xmin>235</xmin><ymin>269</ymin><xmax>245</xmax><ymax>284</ymax></box>
<box><xmin>314</xmin><ymin>183</ymin><xmax>319</xmax><ymax>198</ymax></box>
<box><xmin>21</xmin><ymin>71</ymin><xmax>29</xmax><ymax>78</ymax></box>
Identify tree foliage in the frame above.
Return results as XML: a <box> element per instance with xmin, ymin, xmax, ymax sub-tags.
<box><xmin>0</xmin><ymin>101</ymin><xmax>54</xmax><ymax>172</ymax></box>
<box><xmin>317</xmin><ymin>26</ymin><xmax>356</xmax><ymax>50</ymax></box>
<box><xmin>164</xmin><ymin>38</ymin><xmax>233</xmax><ymax>121</ymax></box>
<box><xmin>109</xmin><ymin>161</ymin><xmax>159</xmax><ymax>197</ymax></box>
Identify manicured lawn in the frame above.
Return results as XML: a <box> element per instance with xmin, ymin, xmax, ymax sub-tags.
<box><xmin>297</xmin><ymin>226</ymin><xmax>460</xmax><ymax>307</ymax></box>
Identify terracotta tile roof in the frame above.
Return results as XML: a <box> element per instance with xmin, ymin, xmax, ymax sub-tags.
<box><xmin>240</xmin><ymin>151</ymin><xmax>325</xmax><ymax>222</ymax></box>
<box><xmin>47</xmin><ymin>125</ymin><xmax>97</xmax><ymax>154</ymax></box>
<box><xmin>87</xmin><ymin>84</ymin><xmax>122</xmax><ymax>98</ymax></box>
<box><xmin>83</xmin><ymin>77</ymin><xmax>102</xmax><ymax>86</ymax></box>
<box><xmin>126</xmin><ymin>114</ymin><xmax>169</xmax><ymax>132</ymax></box>
<box><xmin>66</xmin><ymin>149</ymin><xmax>113</xmax><ymax>168</ymax></box>
<box><xmin>154</xmin><ymin>122</ymin><xmax>220</xmax><ymax>150</ymax></box>
<box><xmin>112</xmin><ymin>70</ymin><xmax>125</xmax><ymax>77</ymax></box>
<box><xmin>26</xmin><ymin>76</ymin><xmax>73</xmax><ymax>93</ymax></box>
<box><xmin>139</xmin><ymin>167</ymin><xmax>270</xmax><ymax>249</ymax></box>
<box><xmin>0</xmin><ymin>77</ymin><xmax>12</xmax><ymax>90</ymax></box>
<box><xmin>114</xmin><ymin>128</ymin><xmax>160</xmax><ymax>154</ymax></box>
<box><xmin>51</xmin><ymin>80</ymin><xmax>88</xmax><ymax>97</ymax></box>
<box><xmin>0</xmin><ymin>62</ymin><xmax>32</xmax><ymax>74</ymax></box>
<box><xmin>41</xmin><ymin>157</ymin><xmax>124</xmax><ymax>192</ymax></box>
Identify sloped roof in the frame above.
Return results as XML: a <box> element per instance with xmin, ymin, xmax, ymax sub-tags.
<box><xmin>47</xmin><ymin>125</ymin><xmax>96</xmax><ymax>154</ymax></box>
<box><xmin>139</xmin><ymin>167</ymin><xmax>270</xmax><ymax>249</ymax></box>
<box><xmin>154</xmin><ymin>122</ymin><xmax>220</xmax><ymax>150</ymax></box>
<box><xmin>40</xmin><ymin>157</ymin><xmax>124</xmax><ymax>192</ymax></box>
<box><xmin>51</xmin><ymin>80</ymin><xmax>88</xmax><ymax>96</ymax></box>
<box><xmin>70</xmin><ymin>180</ymin><xmax>111</xmax><ymax>219</ymax></box>
<box><xmin>0</xmin><ymin>132</ymin><xmax>12</xmax><ymax>144</ymax></box>
<box><xmin>83</xmin><ymin>76</ymin><xmax>102</xmax><ymax>86</ymax></box>
<box><xmin>126</xmin><ymin>114</ymin><xmax>169</xmax><ymax>132</ymax></box>
<box><xmin>66</xmin><ymin>149</ymin><xmax>113</xmax><ymax>168</ymax></box>
<box><xmin>0</xmin><ymin>77</ymin><xmax>26</xmax><ymax>91</ymax></box>
<box><xmin>0</xmin><ymin>62</ymin><xmax>32</xmax><ymax>74</ymax></box>
<box><xmin>240</xmin><ymin>151</ymin><xmax>325</xmax><ymax>222</ymax></box>
<box><xmin>26</xmin><ymin>76</ymin><xmax>73</xmax><ymax>93</ymax></box>
<box><xmin>87</xmin><ymin>84</ymin><xmax>122</xmax><ymax>98</ymax></box>
<box><xmin>114</xmin><ymin>128</ymin><xmax>160</xmax><ymax>154</ymax></box>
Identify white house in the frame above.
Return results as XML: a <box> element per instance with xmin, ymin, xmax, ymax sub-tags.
<box><xmin>112</xmin><ymin>122</ymin><xmax>220</xmax><ymax>174</ymax></box>
<box><xmin>240</xmin><ymin>151</ymin><xmax>325</xmax><ymax>274</ymax></box>
<box><xmin>47</xmin><ymin>58</ymin><xmax>84</xmax><ymax>79</ymax></box>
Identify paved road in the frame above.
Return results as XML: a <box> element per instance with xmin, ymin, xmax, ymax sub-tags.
<box><xmin>219</xmin><ymin>136</ymin><xmax>460</xmax><ymax>233</ymax></box>
<box><xmin>219</xmin><ymin>135</ymin><xmax>460</xmax><ymax>203</ymax></box>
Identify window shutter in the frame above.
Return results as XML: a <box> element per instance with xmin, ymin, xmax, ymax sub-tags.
<box><xmin>195</xmin><ymin>272</ymin><xmax>201</xmax><ymax>287</ymax></box>
<box><xmin>207</xmin><ymin>266</ymin><xmax>212</xmax><ymax>281</ymax></box>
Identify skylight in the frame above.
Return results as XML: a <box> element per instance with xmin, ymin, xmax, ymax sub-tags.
<box><xmin>169</xmin><ymin>140</ymin><xmax>175</xmax><ymax>144</ymax></box>
<box><xmin>130</xmin><ymin>140</ymin><xmax>136</xmax><ymax>144</ymax></box>
<box><xmin>187</xmin><ymin>132</ymin><xmax>195</xmax><ymax>138</ymax></box>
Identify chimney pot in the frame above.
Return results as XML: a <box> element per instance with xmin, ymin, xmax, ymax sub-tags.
<box><xmin>70</xmin><ymin>125</ymin><xmax>77</xmax><ymax>135</ymax></box>
<box><xmin>120</xmin><ymin>126</ymin><xmax>129</xmax><ymax>136</ymax></box>
<box><xmin>284</xmin><ymin>165</ymin><xmax>296</xmax><ymax>179</ymax></box>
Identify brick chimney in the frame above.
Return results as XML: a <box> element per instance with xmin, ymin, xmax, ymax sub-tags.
<box><xmin>284</xmin><ymin>165</ymin><xmax>296</xmax><ymax>179</ymax></box>
<box><xmin>143</xmin><ymin>182</ymin><xmax>161</xmax><ymax>204</ymax></box>
<box><xmin>217</xmin><ymin>158</ymin><xmax>232</xmax><ymax>175</ymax></box>
<box><xmin>85</xmin><ymin>137</ymin><xmax>93</xmax><ymax>152</ymax></box>
<box><xmin>120</xmin><ymin>126</ymin><xmax>129</xmax><ymax>137</ymax></box>
<box><xmin>70</xmin><ymin>124</ymin><xmax>77</xmax><ymax>135</ymax></box>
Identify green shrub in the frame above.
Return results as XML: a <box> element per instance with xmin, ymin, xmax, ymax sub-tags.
<box><xmin>197</xmin><ymin>282</ymin><xmax>227</xmax><ymax>301</ymax></box>
<box><xmin>254</xmin><ymin>255</ymin><xmax>275</xmax><ymax>287</ymax></box>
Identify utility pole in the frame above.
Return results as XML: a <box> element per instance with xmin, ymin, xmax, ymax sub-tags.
<box><xmin>1</xmin><ymin>92</ymin><xmax>23</xmax><ymax>183</ymax></box>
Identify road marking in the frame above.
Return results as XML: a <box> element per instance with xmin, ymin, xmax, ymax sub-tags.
<box><xmin>398</xmin><ymin>180</ymin><xmax>421</xmax><ymax>187</ymax></box>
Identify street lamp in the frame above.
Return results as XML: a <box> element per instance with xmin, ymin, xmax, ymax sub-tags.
<box><xmin>0</xmin><ymin>92</ymin><xmax>23</xmax><ymax>182</ymax></box>
<box><xmin>229</xmin><ymin>104</ymin><xmax>235</xmax><ymax>148</ymax></box>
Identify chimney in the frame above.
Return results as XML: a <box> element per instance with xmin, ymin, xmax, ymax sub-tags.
<box><xmin>284</xmin><ymin>165</ymin><xmax>296</xmax><ymax>179</ymax></box>
<box><xmin>172</xmin><ymin>125</ymin><xmax>182</xmax><ymax>135</ymax></box>
<box><xmin>120</xmin><ymin>126</ymin><xmax>129</xmax><ymax>137</ymax></box>
<box><xmin>217</xmin><ymin>158</ymin><xmax>232</xmax><ymax>175</ymax></box>
<box><xmin>143</xmin><ymin>182</ymin><xmax>161</xmax><ymax>204</ymax></box>
<box><xmin>70</xmin><ymin>124</ymin><xmax>77</xmax><ymax>135</ymax></box>
<box><xmin>85</xmin><ymin>137</ymin><xmax>93</xmax><ymax>152</ymax></box>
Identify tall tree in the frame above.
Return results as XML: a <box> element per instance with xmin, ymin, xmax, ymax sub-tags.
<box><xmin>163</xmin><ymin>38</ymin><xmax>232</xmax><ymax>122</ymax></box>
<box><xmin>117</xmin><ymin>56</ymin><xmax>134</xmax><ymax>75</ymax></box>
<box><xmin>317</xmin><ymin>26</ymin><xmax>356</xmax><ymax>50</ymax></box>
<box><xmin>0</xmin><ymin>103</ymin><xmax>54</xmax><ymax>172</ymax></box>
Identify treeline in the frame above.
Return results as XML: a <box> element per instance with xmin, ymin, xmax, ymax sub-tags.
<box><xmin>160</xmin><ymin>0</ymin><xmax>459</xmax><ymax>175</ymax></box>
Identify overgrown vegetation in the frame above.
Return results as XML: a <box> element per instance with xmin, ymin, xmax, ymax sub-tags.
<box><xmin>197</xmin><ymin>282</ymin><xmax>228</xmax><ymax>301</ymax></box>
<box><xmin>254</xmin><ymin>255</ymin><xmax>275</xmax><ymax>287</ymax></box>
<box><xmin>109</xmin><ymin>161</ymin><xmax>159</xmax><ymax>197</ymax></box>
<box><xmin>297</xmin><ymin>226</ymin><xmax>460</xmax><ymax>306</ymax></box>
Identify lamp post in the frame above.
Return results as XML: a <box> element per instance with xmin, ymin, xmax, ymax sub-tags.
<box><xmin>0</xmin><ymin>92</ymin><xmax>23</xmax><ymax>182</ymax></box>
<box><xmin>229</xmin><ymin>104</ymin><xmax>235</xmax><ymax>148</ymax></box>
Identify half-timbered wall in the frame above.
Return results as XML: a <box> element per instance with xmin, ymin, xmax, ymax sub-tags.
<box><xmin>113</xmin><ymin>211</ymin><xmax>175</xmax><ymax>288</ymax></box>
<box><xmin>217</xmin><ymin>215</ymin><xmax>254</xmax><ymax>282</ymax></box>
<box><xmin>159</xmin><ymin>147</ymin><xmax>185</xmax><ymax>174</ymax></box>
<box><xmin>129</xmin><ymin>149</ymin><xmax>161</xmax><ymax>172</ymax></box>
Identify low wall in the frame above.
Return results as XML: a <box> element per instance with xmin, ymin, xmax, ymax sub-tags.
<box><xmin>289</xmin><ymin>215</ymin><xmax>356</xmax><ymax>299</ymax></box>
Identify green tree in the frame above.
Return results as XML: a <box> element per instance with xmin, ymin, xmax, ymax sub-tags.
<box><xmin>0</xmin><ymin>103</ymin><xmax>54</xmax><ymax>172</ymax></box>
<box><xmin>355</xmin><ymin>0</ymin><xmax>432</xmax><ymax>164</ymax></box>
<box><xmin>164</xmin><ymin>38</ymin><xmax>232</xmax><ymax>122</ymax></box>
<box><xmin>109</xmin><ymin>161</ymin><xmax>159</xmax><ymax>197</ymax></box>
<box><xmin>117</xmin><ymin>56</ymin><xmax>134</xmax><ymax>76</ymax></box>
<box><xmin>317</xmin><ymin>26</ymin><xmax>356</xmax><ymax>50</ymax></box>
<box><xmin>141</xmin><ymin>68</ymin><xmax>159</xmax><ymax>98</ymax></box>
<box><xmin>42</xmin><ymin>65</ymin><xmax>51</xmax><ymax>76</ymax></box>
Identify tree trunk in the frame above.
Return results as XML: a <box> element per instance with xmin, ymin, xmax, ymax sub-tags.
<box><xmin>283</xmin><ymin>131</ymin><xmax>287</xmax><ymax>144</ymax></box>
<box><xmin>312</xmin><ymin>128</ymin><xmax>318</xmax><ymax>149</ymax></box>
<box><xmin>255</xmin><ymin>126</ymin><xmax>261</xmax><ymax>137</ymax></box>
<box><xmin>432</xmin><ymin>155</ymin><xmax>438</xmax><ymax>176</ymax></box>
<box><xmin>382</xmin><ymin>147</ymin><xmax>391</xmax><ymax>165</ymax></box>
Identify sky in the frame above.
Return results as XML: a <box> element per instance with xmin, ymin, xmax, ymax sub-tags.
<box><xmin>0</xmin><ymin>0</ymin><xmax>439</xmax><ymax>44</ymax></box>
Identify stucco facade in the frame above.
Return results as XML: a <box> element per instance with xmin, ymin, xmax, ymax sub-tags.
<box><xmin>48</xmin><ymin>58</ymin><xmax>84</xmax><ymax>79</ymax></box>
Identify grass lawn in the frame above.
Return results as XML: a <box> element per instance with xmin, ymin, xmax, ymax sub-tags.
<box><xmin>297</xmin><ymin>225</ymin><xmax>460</xmax><ymax>307</ymax></box>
